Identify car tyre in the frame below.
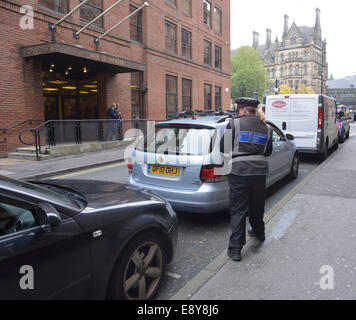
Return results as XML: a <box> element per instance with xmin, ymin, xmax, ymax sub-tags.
<box><xmin>339</xmin><ymin>130</ymin><xmax>345</xmax><ymax>143</ymax></box>
<box><xmin>288</xmin><ymin>153</ymin><xmax>299</xmax><ymax>180</ymax></box>
<box><xmin>346</xmin><ymin>130</ymin><xmax>350</xmax><ymax>139</ymax></box>
<box><xmin>109</xmin><ymin>231</ymin><xmax>167</xmax><ymax>300</ymax></box>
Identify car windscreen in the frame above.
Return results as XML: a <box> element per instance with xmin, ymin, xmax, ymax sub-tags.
<box><xmin>0</xmin><ymin>175</ymin><xmax>81</xmax><ymax>210</ymax></box>
<box><xmin>136</xmin><ymin>126</ymin><xmax>216</xmax><ymax>156</ymax></box>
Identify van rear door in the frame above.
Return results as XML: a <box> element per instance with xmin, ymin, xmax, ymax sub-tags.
<box><xmin>289</xmin><ymin>96</ymin><xmax>318</xmax><ymax>149</ymax></box>
<box><xmin>265</xmin><ymin>96</ymin><xmax>291</xmax><ymax>132</ymax></box>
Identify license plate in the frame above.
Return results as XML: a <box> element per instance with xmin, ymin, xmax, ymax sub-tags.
<box><xmin>149</xmin><ymin>165</ymin><xmax>180</xmax><ymax>177</ymax></box>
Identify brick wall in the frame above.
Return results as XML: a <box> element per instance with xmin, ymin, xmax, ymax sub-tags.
<box><xmin>0</xmin><ymin>0</ymin><xmax>231</xmax><ymax>155</ymax></box>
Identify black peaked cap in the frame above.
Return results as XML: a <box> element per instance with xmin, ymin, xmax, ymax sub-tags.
<box><xmin>235</xmin><ymin>97</ymin><xmax>260</xmax><ymax>107</ymax></box>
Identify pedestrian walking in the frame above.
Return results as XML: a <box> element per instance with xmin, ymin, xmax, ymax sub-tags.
<box><xmin>105</xmin><ymin>103</ymin><xmax>118</xmax><ymax>141</ymax></box>
<box><xmin>225</xmin><ymin>97</ymin><xmax>273</xmax><ymax>262</ymax></box>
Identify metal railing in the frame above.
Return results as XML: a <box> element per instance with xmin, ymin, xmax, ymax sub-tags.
<box><xmin>0</xmin><ymin>120</ymin><xmax>43</xmax><ymax>151</ymax></box>
<box><xmin>18</xmin><ymin>119</ymin><xmax>161</xmax><ymax>160</ymax></box>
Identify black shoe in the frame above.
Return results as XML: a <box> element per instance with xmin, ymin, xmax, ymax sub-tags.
<box><xmin>247</xmin><ymin>229</ymin><xmax>265</xmax><ymax>242</ymax></box>
<box><xmin>227</xmin><ymin>250</ymin><xmax>242</xmax><ymax>262</ymax></box>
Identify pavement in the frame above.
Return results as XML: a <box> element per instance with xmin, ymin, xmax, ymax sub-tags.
<box><xmin>178</xmin><ymin>123</ymin><xmax>356</xmax><ymax>300</ymax></box>
<box><xmin>0</xmin><ymin>147</ymin><xmax>127</xmax><ymax>180</ymax></box>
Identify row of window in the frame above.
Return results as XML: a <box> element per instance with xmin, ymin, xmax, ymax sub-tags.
<box><xmin>166</xmin><ymin>75</ymin><xmax>222</xmax><ymax>117</ymax></box>
<box><xmin>279</xmin><ymin>51</ymin><xmax>322</xmax><ymax>63</ymax></box>
<box><xmin>166</xmin><ymin>0</ymin><xmax>222</xmax><ymax>34</ymax></box>
<box><xmin>166</xmin><ymin>21</ymin><xmax>222</xmax><ymax>70</ymax></box>
<box><xmin>268</xmin><ymin>64</ymin><xmax>310</xmax><ymax>78</ymax></box>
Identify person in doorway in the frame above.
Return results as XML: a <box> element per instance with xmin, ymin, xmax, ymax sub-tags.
<box><xmin>225</xmin><ymin>97</ymin><xmax>273</xmax><ymax>262</ymax></box>
<box><xmin>105</xmin><ymin>103</ymin><xmax>118</xmax><ymax>141</ymax></box>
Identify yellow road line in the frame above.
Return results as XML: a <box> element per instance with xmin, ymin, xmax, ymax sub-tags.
<box><xmin>53</xmin><ymin>162</ymin><xmax>127</xmax><ymax>179</ymax></box>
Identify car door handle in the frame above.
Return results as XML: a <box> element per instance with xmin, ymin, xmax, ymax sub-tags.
<box><xmin>282</xmin><ymin>122</ymin><xmax>287</xmax><ymax>130</ymax></box>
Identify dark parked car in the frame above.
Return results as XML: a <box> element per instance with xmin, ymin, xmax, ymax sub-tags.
<box><xmin>0</xmin><ymin>175</ymin><xmax>177</xmax><ymax>300</ymax></box>
<box><xmin>337</xmin><ymin>111</ymin><xmax>350</xmax><ymax>143</ymax></box>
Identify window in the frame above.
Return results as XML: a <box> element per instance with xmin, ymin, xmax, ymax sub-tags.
<box><xmin>214</xmin><ymin>7</ymin><xmax>222</xmax><ymax>34</ymax></box>
<box><xmin>165</xmin><ymin>21</ymin><xmax>177</xmax><ymax>53</ymax></box>
<box><xmin>280</xmin><ymin>67</ymin><xmax>284</xmax><ymax>77</ymax></box>
<box><xmin>291</xmin><ymin>37</ymin><xmax>297</xmax><ymax>44</ymax></box>
<box><xmin>182</xmin><ymin>29</ymin><xmax>192</xmax><ymax>59</ymax></box>
<box><xmin>295</xmin><ymin>65</ymin><xmax>299</xmax><ymax>75</ymax></box>
<box><xmin>39</xmin><ymin>0</ymin><xmax>68</xmax><ymax>13</ymax></box>
<box><xmin>0</xmin><ymin>200</ymin><xmax>38</xmax><ymax>236</ymax></box>
<box><xmin>166</xmin><ymin>75</ymin><xmax>178</xmax><ymax>117</ymax></box>
<box><xmin>80</xmin><ymin>0</ymin><xmax>103</xmax><ymax>28</ymax></box>
<box><xmin>215</xmin><ymin>86</ymin><xmax>222</xmax><ymax>110</ymax></box>
<box><xmin>166</xmin><ymin>0</ymin><xmax>176</xmax><ymax>7</ymax></box>
<box><xmin>130</xmin><ymin>5</ymin><xmax>142</xmax><ymax>43</ymax></box>
<box><xmin>182</xmin><ymin>0</ymin><xmax>191</xmax><ymax>15</ymax></box>
<box><xmin>204</xmin><ymin>40</ymin><xmax>212</xmax><ymax>66</ymax></box>
<box><xmin>304</xmin><ymin>64</ymin><xmax>308</xmax><ymax>75</ymax></box>
<box><xmin>289</xmin><ymin>65</ymin><xmax>293</xmax><ymax>76</ymax></box>
<box><xmin>204</xmin><ymin>84</ymin><xmax>212</xmax><ymax>110</ymax></box>
<box><xmin>203</xmin><ymin>0</ymin><xmax>211</xmax><ymax>27</ymax></box>
<box><xmin>215</xmin><ymin>45</ymin><xmax>222</xmax><ymax>69</ymax></box>
<box><xmin>182</xmin><ymin>79</ymin><xmax>192</xmax><ymax>111</ymax></box>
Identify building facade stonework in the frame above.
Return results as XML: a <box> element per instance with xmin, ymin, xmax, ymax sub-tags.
<box><xmin>253</xmin><ymin>8</ymin><xmax>328</xmax><ymax>94</ymax></box>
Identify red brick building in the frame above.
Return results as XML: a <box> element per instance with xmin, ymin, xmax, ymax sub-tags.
<box><xmin>0</xmin><ymin>0</ymin><xmax>231</xmax><ymax>155</ymax></box>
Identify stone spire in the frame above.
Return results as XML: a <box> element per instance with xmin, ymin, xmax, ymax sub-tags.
<box><xmin>314</xmin><ymin>8</ymin><xmax>322</xmax><ymax>43</ymax></box>
<box><xmin>266</xmin><ymin>28</ymin><xmax>272</xmax><ymax>48</ymax></box>
<box><xmin>252</xmin><ymin>31</ymin><xmax>259</xmax><ymax>48</ymax></box>
<box><xmin>283</xmin><ymin>15</ymin><xmax>289</xmax><ymax>39</ymax></box>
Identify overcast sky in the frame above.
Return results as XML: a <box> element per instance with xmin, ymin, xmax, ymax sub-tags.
<box><xmin>231</xmin><ymin>0</ymin><xmax>356</xmax><ymax>79</ymax></box>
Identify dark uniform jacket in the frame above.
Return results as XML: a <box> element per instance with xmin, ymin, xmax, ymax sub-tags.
<box><xmin>225</xmin><ymin>115</ymin><xmax>273</xmax><ymax>176</ymax></box>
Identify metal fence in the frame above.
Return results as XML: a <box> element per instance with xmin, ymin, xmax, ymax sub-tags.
<box><xmin>18</xmin><ymin>119</ymin><xmax>160</xmax><ymax>160</ymax></box>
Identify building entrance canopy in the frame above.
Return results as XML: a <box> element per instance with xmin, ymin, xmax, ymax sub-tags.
<box><xmin>20</xmin><ymin>42</ymin><xmax>145</xmax><ymax>74</ymax></box>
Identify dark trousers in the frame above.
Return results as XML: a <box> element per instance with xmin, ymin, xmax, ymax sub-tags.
<box><xmin>228</xmin><ymin>174</ymin><xmax>266</xmax><ymax>252</ymax></box>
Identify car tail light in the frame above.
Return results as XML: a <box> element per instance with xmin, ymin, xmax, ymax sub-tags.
<box><xmin>200</xmin><ymin>165</ymin><xmax>227</xmax><ymax>183</ymax></box>
<box><xmin>318</xmin><ymin>107</ymin><xmax>323</xmax><ymax>129</ymax></box>
<box><xmin>127</xmin><ymin>158</ymin><xmax>133</xmax><ymax>173</ymax></box>
<box><xmin>262</xmin><ymin>106</ymin><xmax>266</xmax><ymax>113</ymax></box>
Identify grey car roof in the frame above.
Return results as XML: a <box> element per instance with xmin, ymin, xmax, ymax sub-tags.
<box><xmin>156</xmin><ymin>116</ymin><xmax>229</xmax><ymax>128</ymax></box>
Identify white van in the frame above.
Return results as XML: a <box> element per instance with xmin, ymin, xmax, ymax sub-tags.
<box><xmin>264</xmin><ymin>94</ymin><xmax>339</xmax><ymax>159</ymax></box>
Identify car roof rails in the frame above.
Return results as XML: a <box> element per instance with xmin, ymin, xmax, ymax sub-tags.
<box><xmin>166</xmin><ymin>109</ymin><xmax>240</xmax><ymax>122</ymax></box>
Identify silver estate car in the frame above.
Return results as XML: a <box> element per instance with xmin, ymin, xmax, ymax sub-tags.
<box><xmin>126</xmin><ymin>113</ymin><xmax>299</xmax><ymax>213</ymax></box>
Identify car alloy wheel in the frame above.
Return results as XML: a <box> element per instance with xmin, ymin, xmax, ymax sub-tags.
<box><xmin>109</xmin><ymin>231</ymin><xmax>167</xmax><ymax>300</ymax></box>
<box><xmin>124</xmin><ymin>241</ymin><xmax>163</xmax><ymax>300</ymax></box>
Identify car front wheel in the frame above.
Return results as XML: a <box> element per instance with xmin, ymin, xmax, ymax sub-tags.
<box><xmin>109</xmin><ymin>231</ymin><xmax>167</xmax><ymax>300</ymax></box>
<box><xmin>288</xmin><ymin>153</ymin><xmax>299</xmax><ymax>180</ymax></box>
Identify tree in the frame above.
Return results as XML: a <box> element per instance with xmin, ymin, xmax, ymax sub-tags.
<box><xmin>231</xmin><ymin>46</ymin><xmax>270</xmax><ymax>101</ymax></box>
<box><xmin>296</xmin><ymin>84</ymin><xmax>315</xmax><ymax>94</ymax></box>
<box><xmin>279</xmin><ymin>84</ymin><xmax>293</xmax><ymax>94</ymax></box>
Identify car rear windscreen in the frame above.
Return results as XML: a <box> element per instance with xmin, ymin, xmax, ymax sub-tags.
<box><xmin>136</xmin><ymin>126</ymin><xmax>215</xmax><ymax>156</ymax></box>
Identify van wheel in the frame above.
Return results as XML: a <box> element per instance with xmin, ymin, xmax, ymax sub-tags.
<box><xmin>321</xmin><ymin>141</ymin><xmax>328</xmax><ymax>161</ymax></box>
<box><xmin>288</xmin><ymin>153</ymin><xmax>299</xmax><ymax>180</ymax></box>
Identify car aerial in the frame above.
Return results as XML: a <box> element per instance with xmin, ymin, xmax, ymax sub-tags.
<box><xmin>337</xmin><ymin>111</ymin><xmax>350</xmax><ymax>143</ymax></box>
<box><xmin>126</xmin><ymin>110</ymin><xmax>299</xmax><ymax>214</ymax></box>
<box><xmin>0</xmin><ymin>175</ymin><xmax>177</xmax><ymax>300</ymax></box>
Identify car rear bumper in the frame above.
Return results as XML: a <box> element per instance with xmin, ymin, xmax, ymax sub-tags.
<box><xmin>126</xmin><ymin>175</ymin><xmax>229</xmax><ymax>213</ymax></box>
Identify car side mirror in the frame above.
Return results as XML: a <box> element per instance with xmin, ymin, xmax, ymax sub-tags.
<box><xmin>37</xmin><ymin>203</ymin><xmax>62</xmax><ymax>232</ymax></box>
<box><xmin>286</xmin><ymin>134</ymin><xmax>295</xmax><ymax>141</ymax></box>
